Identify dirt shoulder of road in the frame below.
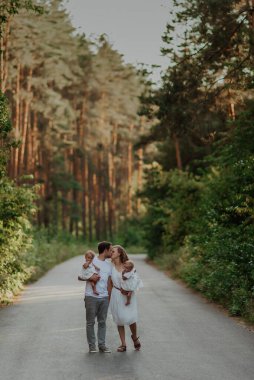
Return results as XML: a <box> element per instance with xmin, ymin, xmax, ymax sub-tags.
<box><xmin>146</xmin><ymin>258</ymin><xmax>254</xmax><ymax>333</ymax></box>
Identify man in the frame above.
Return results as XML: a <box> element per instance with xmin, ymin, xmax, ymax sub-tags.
<box><xmin>78</xmin><ymin>241</ymin><xmax>113</xmax><ymax>353</ymax></box>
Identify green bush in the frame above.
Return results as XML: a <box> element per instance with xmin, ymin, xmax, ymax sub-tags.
<box><xmin>115</xmin><ymin>217</ymin><xmax>146</xmax><ymax>253</ymax></box>
<box><xmin>0</xmin><ymin>93</ymin><xmax>87</xmax><ymax>303</ymax></box>
<box><xmin>142</xmin><ymin>164</ymin><xmax>201</xmax><ymax>259</ymax></box>
<box><xmin>25</xmin><ymin>230</ymin><xmax>88</xmax><ymax>282</ymax></box>
<box><xmin>141</xmin><ymin>101</ymin><xmax>254</xmax><ymax>322</ymax></box>
<box><xmin>183</xmin><ymin>105</ymin><xmax>254</xmax><ymax>319</ymax></box>
<box><xmin>0</xmin><ymin>93</ymin><xmax>35</xmax><ymax>302</ymax></box>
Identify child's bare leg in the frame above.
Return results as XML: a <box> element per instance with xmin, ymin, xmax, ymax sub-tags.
<box><xmin>91</xmin><ymin>281</ymin><xmax>99</xmax><ymax>295</ymax></box>
<box><xmin>125</xmin><ymin>291</ymin><xmax>132</xmax><ymax>306</ymax></box>
<box><xmin>89</xmin><ymin>274</ymin><xmax>100</xmax><ymax>295</ymax></box>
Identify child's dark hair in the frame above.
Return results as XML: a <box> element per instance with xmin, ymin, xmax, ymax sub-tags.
<box><xmin>98</xmin><ymin>241</ymin><xmax>112</xmax><ymax>254</ymax></box>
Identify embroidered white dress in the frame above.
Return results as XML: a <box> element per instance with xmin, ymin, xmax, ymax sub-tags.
<box><xmin>121</xmin><ymin>269</ymin><xmax>143</xmax><ymax>292</ymax></box>
<box><xmin>110</xmin><ymin>266</ymin><xmax>138</xmax><ymax>326</ymax></box>
<box><xmin>79</xmin><ymin>263</ymin><xmax>98</xmax><ymax>280</ymax></box>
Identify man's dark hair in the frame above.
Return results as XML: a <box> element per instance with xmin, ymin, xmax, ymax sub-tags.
<box><xmin>98</xmin><ymin>241</ymin><xmax>112</xmax><ymax>254</ymax></box>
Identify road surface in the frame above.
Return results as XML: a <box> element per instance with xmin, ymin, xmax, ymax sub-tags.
<box><xmin>0</xmin><ymin>254</ymin><xmax>253</xmax><ymax>380</ymax></box>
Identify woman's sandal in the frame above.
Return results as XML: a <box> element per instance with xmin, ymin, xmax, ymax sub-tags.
<box><xmin>117</xmin><ymin>345</ymin><xmax>127</xmax><ymax>352</ymax></box>
<box><xmin>131</xmin><ymin>335</ymin><xmax>141</xmax><ymax>351</ymax></box>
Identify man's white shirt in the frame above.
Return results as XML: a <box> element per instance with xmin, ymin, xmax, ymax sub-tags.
<box><xmin>84</xmin><ymin>257</ymin><xmax>112</xmax><ymax>298</ymax></box>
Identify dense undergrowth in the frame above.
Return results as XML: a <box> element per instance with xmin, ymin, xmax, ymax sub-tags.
<box><xmin>0</xmin><ymin>92</ymin><xmax>88</xmax><ymax>303</ymax></box>
<box><xmin>0</xmin><ymin>228</ymin><xmax>88</xmax><ymax>304</ymax></box>
<box><xmin>142</xmin><ymin>104</ymin><xmax>254</xmax><ymax>322</ymax></box>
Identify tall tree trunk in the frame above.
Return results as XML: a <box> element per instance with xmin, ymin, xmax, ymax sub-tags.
<box><xmin>72</xmin><ymin>153</ymin><xmax>79</xmax><ymax>238</ymax></box>
<box><xmin>31</xmin><ymin>111</ymin><xmax>38</xmax><ymax>177</ymax></box>
<box><xmin>102</xmin><ymin>170</ymin><xmax>107</xmax><ymax>239</ymax></box>
<box><xmin>79</xmin><ymin>97</ymin><xmax>87</xmax><ymax>239</ymax></box>
<box><xmin>229</xmin><ymin>102</ymin><xmax>236</xmax><ymax>120</ymax></box>
<box><xmin>127</xmin><ymin>124</ymin><xmax>134</xmax><ymax>217</ymax></box>
<box><xmin>173</xmin><ymin>133</ymin><xmax>183</xmax><ymax>170</ymax></box>
<box><xmin>61</xmin><ymin>191</ymin><xmax>67</xmax><ymax>231</ymax></box>
<box><xmin>17</xmin><ymin>99</ymin><xmax>24</xmax><ymax>179</ymax></box>
<box><xmin>96</xmin><ymin>148</ymin><xmax>103</xmax><ymax>239</ymax></box>
<box><xmin>0</xmin><ymin>16</ymin><xmax>11</xmax><ymax>93</ymax></box>
<box><xmin>0</xmin><ymin>35</ymin><xmax>4</xmax><ymax>92</ymax></box>
<box><xmin>88</xmin><ymin>160</ymin><xmax>93</xmax><ymax>242</ymax></box>
<box><xmin>107</xmin><ymin>150</ymin><xmax>113</xmax><ymax>239</ymax></box>
<box><xmin>93</xmin><ymin>172</ymin><xmax>100</xmax><ymax>240</ymax></box>
<box><xmin>43</xmin><ymin>153</ymin><xmax>51</xmax><ymax>229</ymax></box>
<box><xmin>20</xmin><ymin>67</ymin><xmax>33</xmax><ymax>172</ymax></box>
<box><xmin>53</xmin><ymin>185</ymin><xmax>58</xmax><ymax>236</ymax></box>
<box><xmin>136</xmin><ymin>145</ymin><xmax>143</xmax><ymax>215</ymax></box>
<box><xmin>111</xmin><ymin>126</ymin><xmax>118</xmax><ymax>232</ymax></box>
<box><xmin>81</xmin><ymin>153</ymin><xmax>87</xmax><ymax>239</ymax></box>
<box><xmin>247</xmin><ymin>0</ymin><xmax>254</xmax><ymax>30</ymax></box>
<box><xmin>12</xmin><ymin>62</ymin><xmax>21</xmax><ymax>178</ymax></box>
<box><xmin>24</xmin><ymin>110</ymin><xmax>31</xmax><ymax>172</ymax></box>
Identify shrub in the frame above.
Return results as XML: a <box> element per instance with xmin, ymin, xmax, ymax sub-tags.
<box><xmin>142</xmin><ymin>101</ymin><xmax>254</xmax><ymax>321</ymax></box>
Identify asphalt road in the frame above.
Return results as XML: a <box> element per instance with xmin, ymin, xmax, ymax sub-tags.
<box><xmin>0</xmin><ymin>254</ymin><xmax>254</xmax><ymax>380</ymax></box>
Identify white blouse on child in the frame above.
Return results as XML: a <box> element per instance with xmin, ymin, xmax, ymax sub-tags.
<box><xmin>121</xmin><ymin>269</ymin><xmax>143</xmax><ymax>292</ymax></box>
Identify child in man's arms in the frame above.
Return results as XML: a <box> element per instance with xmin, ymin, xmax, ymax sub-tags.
<box><xmin>79</xmin><ymin>250</ymin><xmax>100</xmax><ymax>295</ymax></box>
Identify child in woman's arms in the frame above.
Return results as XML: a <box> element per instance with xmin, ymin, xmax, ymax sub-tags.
<box><xmin>121</xmin><ymin>260</ymin><xmax>142</xmax><ymax>306</ymax></box>
<box><xmin>79</xmin><ymin>250</ymin><xmax>100</xmax><ymax>295</ymax></box>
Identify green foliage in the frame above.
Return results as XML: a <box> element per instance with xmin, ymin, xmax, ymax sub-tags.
<box><xmin>140</xmin><ymin>164</ymin><xmax>169</xmax><ymax>258</ymax></box>
<box><xmin>0</xmin><ymin>0</ymin><xmax>43</xmax><ymax>29</ymax></box>
<box><xmin>181</xmin><ymin>103</ymin><xmax>254</xmax><ymax>320</ymax></box>
<box><xmin>0</xmin><ymin>227</ymin><xmax>88</xmax><ymax>303</ymax></box>
<box><xmin>0</xmin><ymin>185</ymin><xmax>34</xmax><ymax>302</ymax></box>
<box><xmin>142</xmin><ymin>164</ymin><xmax>201</xmax><ymax>259</ymax></box>
<box><xmin>116</xmin><ymin>217</ymin><xmax>146</xmax><ymax>253</ymax></box>
<box><xmin>1</xmin><ymin>0</ymin><xmax>147</xmax><ymax>303</ymax></box>
<box><xmin>24</xmin><ymin>230</ymin><xmax>87</xmax><ymax>283</ymax></box>
<box><xmin>138</xmin><ymin>0</ymin><xmax>254</xmax><ymax>323</ymax></box>
<box><xmin>182</xmin><ymin>224</ymin><xmax>254</xmax><ymax>319</ymax></box>
<box><xmin>0</xmin><ymin>93</ymin><xmax>12</xmax><ymax>176</ymax></box>
<box><xmin>0</xmin><ymin>93</ymin><xmax>35</xmax><ymax>302</ymax></box>
<box><xmin>5</xmin><ymin>3</ymin><xmax>145</xmax><ymax>238</ymax></box>
<box><xmin>142</xmin><ymin>102</ymin><xmax>254</xmax><ymax>321</ymax></box>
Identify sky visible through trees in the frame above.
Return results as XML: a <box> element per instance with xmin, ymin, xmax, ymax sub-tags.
<box><xmin>64</xmin><ymin>0</ymin><xmax>173</xmax><ymax>84</ymax></box>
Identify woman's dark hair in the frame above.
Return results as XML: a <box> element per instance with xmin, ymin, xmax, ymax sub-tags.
<box><xmin>98</xmin><ymin>241</ymin><xmax>112</xmax><ymax>254</ymax></box>
<box><xmin>113</xmin><ymin>245</ymin><xmax>129</xmax><ymax>263</ymax></box>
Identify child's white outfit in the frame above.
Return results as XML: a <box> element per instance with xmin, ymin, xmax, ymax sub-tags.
<box><xmin>79</xmin><ymin>262</ymin><xmax>99</xmax><ymax>280</ymax></box>
<box><xmin>121</xmin><ymin>268</ymin><xmax>143</xmax><ymax>292</ymax></box>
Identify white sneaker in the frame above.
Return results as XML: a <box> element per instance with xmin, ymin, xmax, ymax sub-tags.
<box><xmin>99</xmin><ymin>346</ymin><xmax>111</xmax><ymax>353</ymax></box>
<box><xmin>89</xmin><ymin>347</ymin><xmax>98</xmax><ymax>353</ymax></box>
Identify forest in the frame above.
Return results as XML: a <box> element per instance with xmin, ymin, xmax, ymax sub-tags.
<box><xmin>0</xmin><ymin>0</ymin><xmax>254</xmax><ymax>322</ymax></box>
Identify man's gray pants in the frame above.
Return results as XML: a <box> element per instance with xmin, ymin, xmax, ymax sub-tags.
<box><xmin>84</xmin><ymin>296</ymin><xmax>109</xmax><ymax>349</ymax></box>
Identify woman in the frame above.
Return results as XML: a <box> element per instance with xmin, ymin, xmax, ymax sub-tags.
<box><xmin>109</xmin><ymin>245</ymin><xmax>141</xmax><ymax>352</ymax></box>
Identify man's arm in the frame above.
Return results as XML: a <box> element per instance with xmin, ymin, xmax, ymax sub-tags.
<box><xmin>92</xmin><ymin>263</ymin><xmax>100</xmax><ymax>272</ymax></box>
<box><xmin>78</xmin><ymin>276</ymin><xmax>87</xmax><ymax>281</ymax></box>
<box><xmin>78</xmin><ymin>273</ymin><xmax>100</xmax><ymax>282</ymax></box>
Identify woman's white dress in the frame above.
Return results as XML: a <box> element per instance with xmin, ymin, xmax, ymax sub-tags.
<box><xmin>110</xmin><ymin>266</ymin><xmax>138</xmax><ymax>326</ymax></box>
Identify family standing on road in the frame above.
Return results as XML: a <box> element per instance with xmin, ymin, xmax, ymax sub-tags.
<box><xmin>78</xmin><ymin>241</ymin><xmax>143</xmax><ymax>353</ymax></box>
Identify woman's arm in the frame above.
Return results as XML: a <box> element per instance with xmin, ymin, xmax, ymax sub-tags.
<box><xmin>107</xmin><ymin>276</ymin><xmax>113</xmax><ymax>301</ymax></box>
